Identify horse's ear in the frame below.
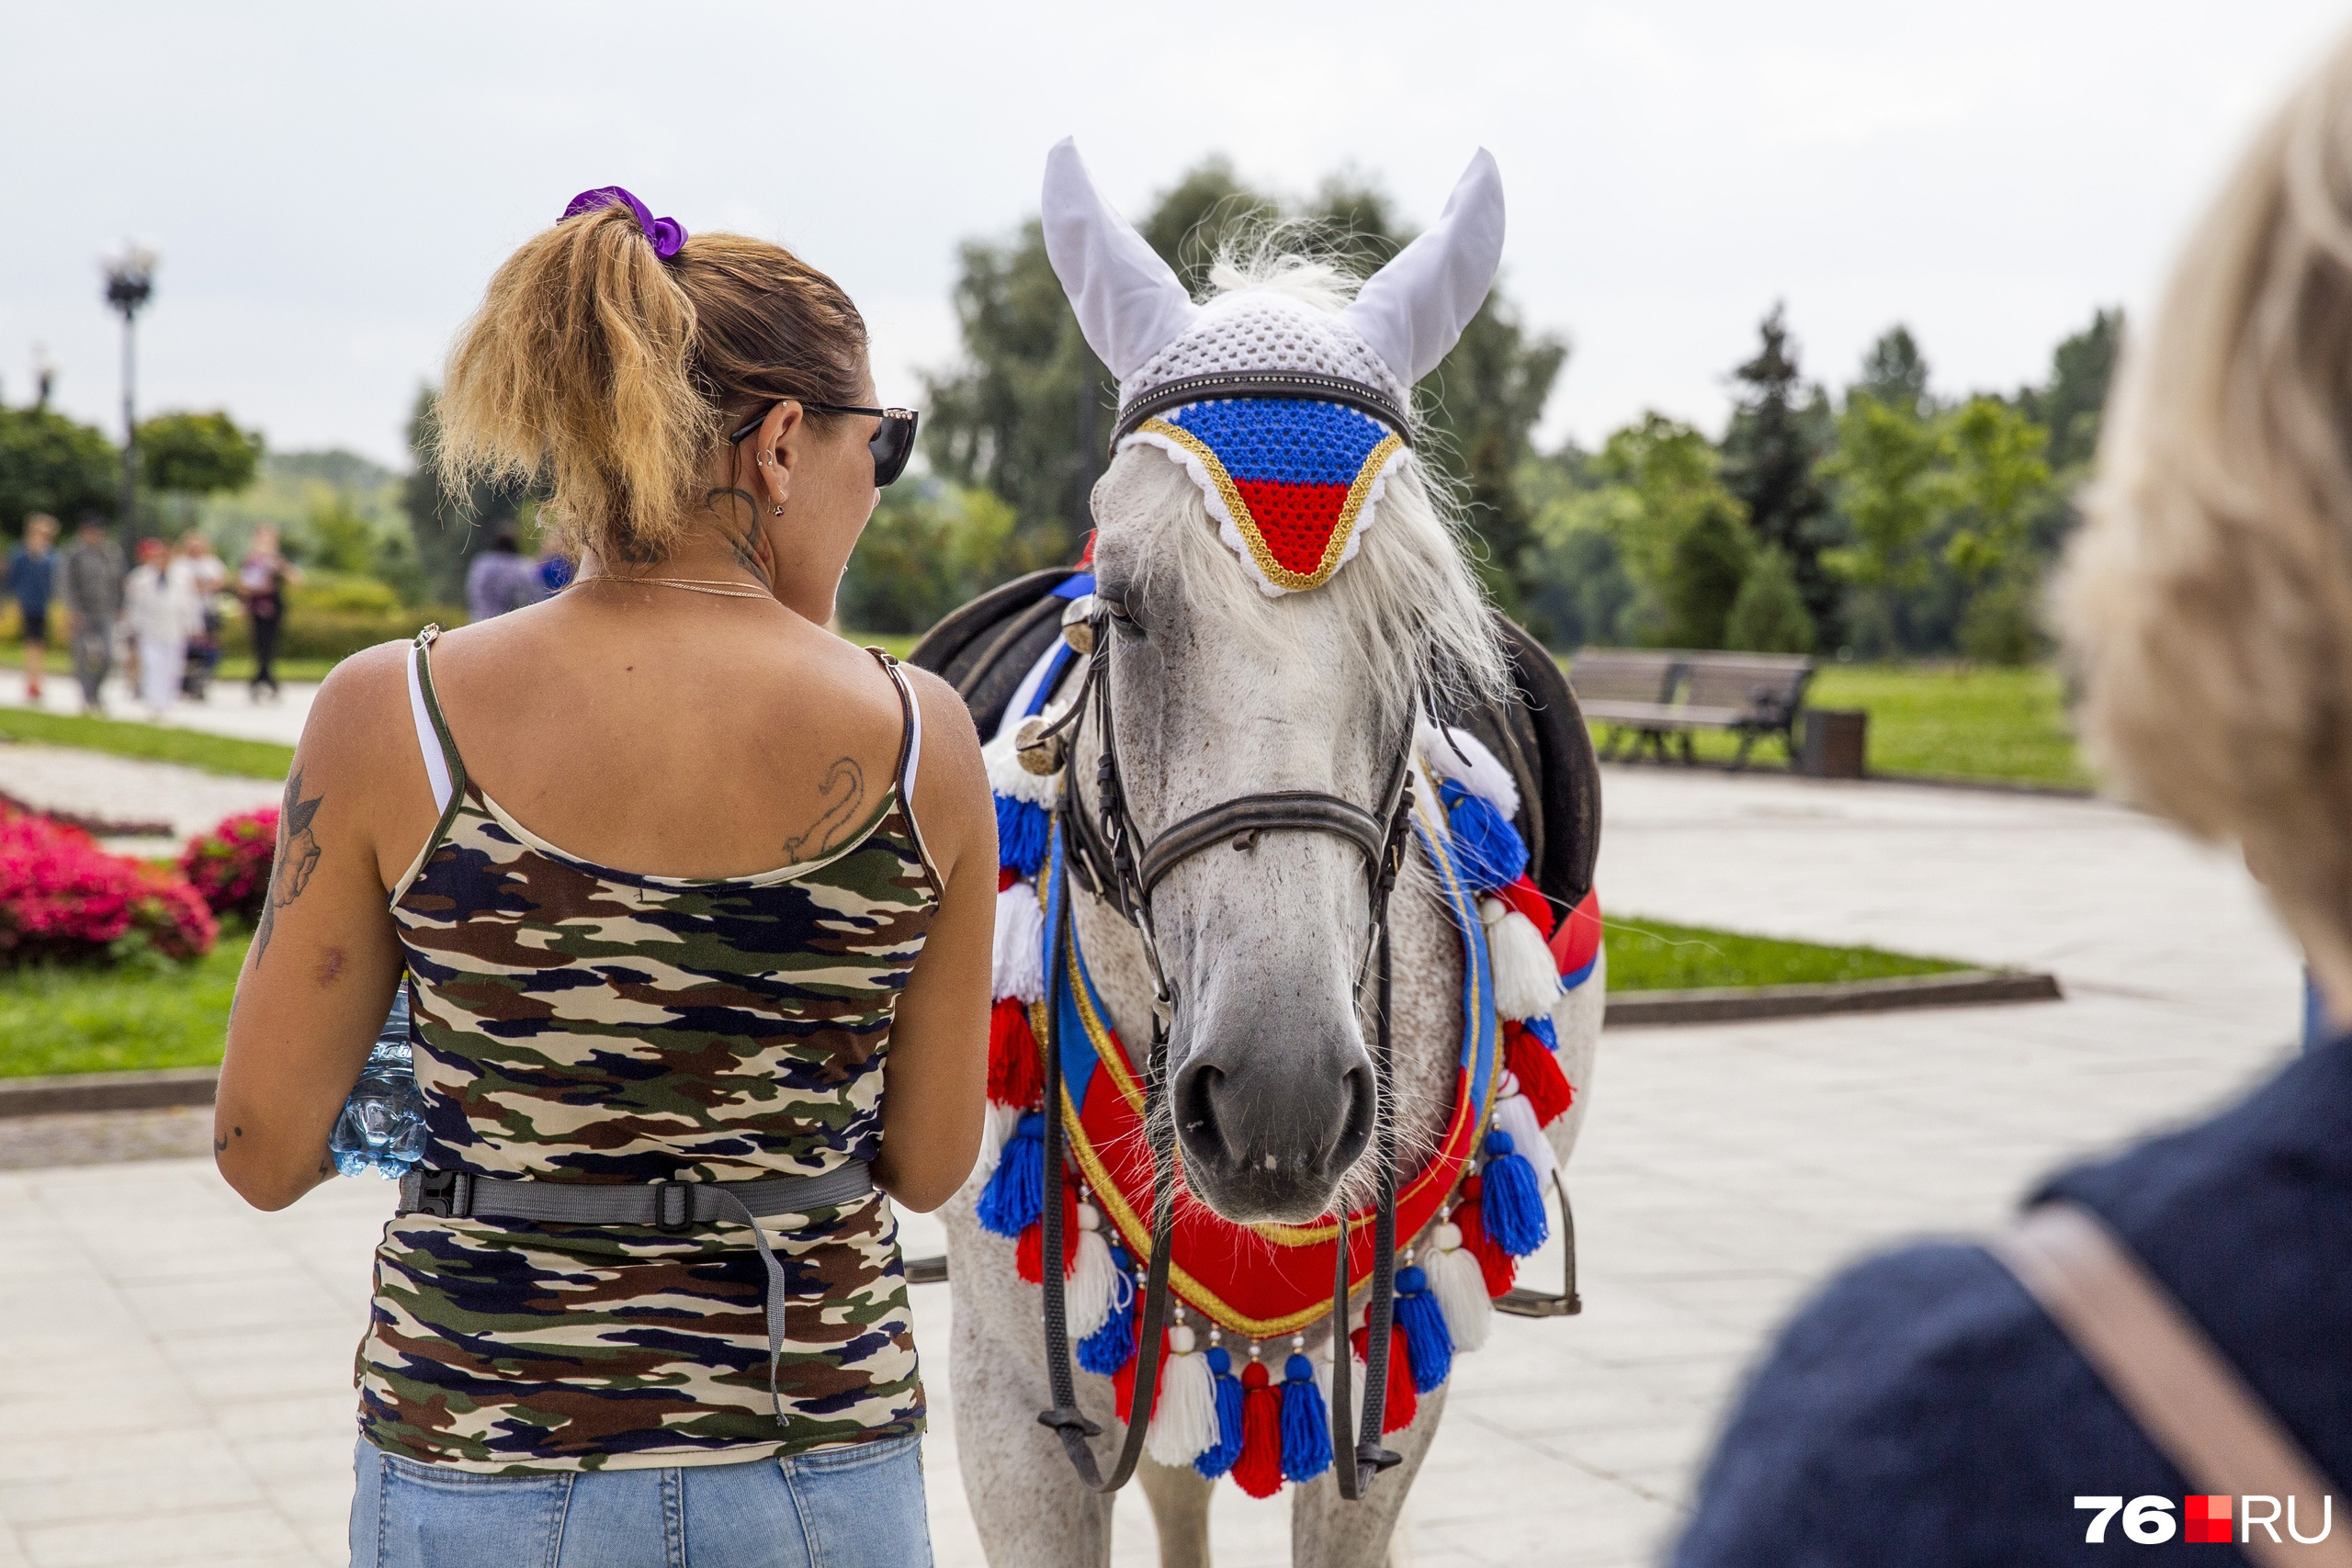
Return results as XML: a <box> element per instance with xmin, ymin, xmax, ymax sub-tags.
<box><xmin>1042</xmin><ymin>138</ymin><xmax>1199</xmax><ymax>379</ymax></box>
<box><xmin>1343</xmin><ymin>149</ymin><xmax>1507</xmax><ymax>388</ymax></box>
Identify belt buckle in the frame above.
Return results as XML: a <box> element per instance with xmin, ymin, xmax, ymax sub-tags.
<box><xmin>653</xmin><ymin>1180</ymin><xmax>694</xmax><ymax>1233</ymax></box>
<box><xmin>413</xmin><ymin>1168</ymin><xmax>472</xmax><ymax>1220</ymax></box>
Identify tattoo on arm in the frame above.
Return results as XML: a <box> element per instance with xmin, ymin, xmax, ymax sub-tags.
<box><xmin>254</xmin><ymin>767</ymin><xmax>324</xmax><ymax>964</ymax></box>
<box><xmin>784</xmin><ymin>758</ymin><xmax>865</xmax><ymax>860</ymax></box>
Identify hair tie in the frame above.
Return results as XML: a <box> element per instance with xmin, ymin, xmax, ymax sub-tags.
<box><xmin>560</xmin><ymin>186</ymin><xmax>686</xmax><ymax>259</ymax></box>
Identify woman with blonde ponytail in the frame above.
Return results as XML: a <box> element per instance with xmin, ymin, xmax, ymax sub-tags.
<box><xmin>211</xmin><ymin>186</ymin><xmax>994</xmax><ymax>1565</ymax></box>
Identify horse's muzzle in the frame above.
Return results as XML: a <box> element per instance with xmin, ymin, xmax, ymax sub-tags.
<box><xmin>1170</xmin><ymin>1027</ymin><xmax>1376</xmax><ymax>1224</ymax></box>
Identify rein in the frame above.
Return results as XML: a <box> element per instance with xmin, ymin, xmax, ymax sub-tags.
<box><xmin>1031</xmin><ymin>611</ymin><xmax>1416</xmax><ymax>1500</ymax></box>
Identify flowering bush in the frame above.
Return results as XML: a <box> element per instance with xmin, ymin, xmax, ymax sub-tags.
<box><xmin>0</xmin><ymin>807</ymin><xmax>219</xmax><ymax>966</ymax></box>
<box><xmin>180</xmin><ymin>807</ymin><xmax>277</xmax><ymax>921</ymax></box>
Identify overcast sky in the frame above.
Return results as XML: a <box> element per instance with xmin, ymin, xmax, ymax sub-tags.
<box><xmin>5</xmin><ymin>1</ymin><xmax>2347</xmax><ymax>470</ymax></box>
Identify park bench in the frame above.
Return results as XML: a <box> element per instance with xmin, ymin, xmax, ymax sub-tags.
<box><xmin>1567</xmin><ymin>649</ymin><xmax>1815</xmax><ymax>769</ymax></box>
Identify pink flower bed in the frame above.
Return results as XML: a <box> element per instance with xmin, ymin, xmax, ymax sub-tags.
<box><xmin>180</xmin><ymin>807</ymin><xmax>278</xmax><ymax>922</ymax></box>
<box><xmin>0</xmin><ymin>806</ymin><xmax>218</xmax><ymax>965</ymax></box>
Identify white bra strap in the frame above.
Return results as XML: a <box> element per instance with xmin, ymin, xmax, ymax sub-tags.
<box><xmin>406</xmin><ymin>641</ymin><xmax>454</xmax><ymax>816</ymax></box>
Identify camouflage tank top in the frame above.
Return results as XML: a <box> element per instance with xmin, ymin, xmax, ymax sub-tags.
<box><xmin>356</xmin><ymin>632</ymin><xmax>937</xmax><ymax>1473</ymax></box>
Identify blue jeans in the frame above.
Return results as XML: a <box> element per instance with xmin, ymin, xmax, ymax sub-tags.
<box><xmin>348</xmin><ymin>1434</ymin><xmax>933</xmax><ymax>1568</ymax></box>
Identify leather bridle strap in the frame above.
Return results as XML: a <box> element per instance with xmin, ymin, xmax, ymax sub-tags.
<box><xmin>1137</xmin><ymin>791</ymin><xmax>1390</xmax><ymax>897</ymax></box>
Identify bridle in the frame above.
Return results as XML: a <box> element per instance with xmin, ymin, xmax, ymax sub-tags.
<box><xmin>1027</xmin><ymin>597</ymin><xmax>1419</xmax><ymax>1501</ymax></box>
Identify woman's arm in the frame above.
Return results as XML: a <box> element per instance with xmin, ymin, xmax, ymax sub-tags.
<box><xmin>872</xmin><ymin>668</ymin><xmax>995</xmax><ymax>1213</ymax></box>
<box><xmin>214</xmin><ymin>648</ymin><xmax>413</xmax><ymax>1209</ymax></box>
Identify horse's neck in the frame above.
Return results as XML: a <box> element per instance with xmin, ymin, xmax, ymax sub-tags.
<box><xmin>1066</xmin><ymin>852</ymin><xmax>1464</xmax><ymax>1197</ymax></box>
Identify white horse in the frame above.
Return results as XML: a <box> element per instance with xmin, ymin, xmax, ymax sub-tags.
<box><xmin>934</xmin><ymin>158</ymin><xmax>1602</xmax><ymax>1568</ymax></box>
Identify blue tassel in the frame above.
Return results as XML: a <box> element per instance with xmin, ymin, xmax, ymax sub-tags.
<box><xmin>976</xmin><ymin>1111</ymin><xmax>1045</xmax><ymax>1237</ymax></box>
<box><xmin>1480</xmin><ymin>1129</ymin><xmax>1549</xmax><ymax>1256</ymax></box>
<box><xmin>1523</xmin><ymin>1013</ymin><xmax>1558</xmax><ymax>1052</ymax></box>
<box><xmin>1279</xmin><ymin>1353</ymin><xmax>1333</xmax><ymax>1482</ymax></box>
<box><xmin>1077</xmin><ymin>1245</ymin><xmax>1138</xmax><ymax>1375</ymax></box>
<box><xmin>995</xmin><ymin>794</ymin><xmax>1050</xmax><ymax>878</ymax></box>
<box><xmin>1194</xmin><ymin>1345</ymin><xmax>1247</xmax><ymax>1478</ymax></box>
<box><xmin>1393</xmin><ymin>1267</ymin><xmax>1454</xmax><ymax>1393</ymax></box>
<box><xmin>1440</xmin><ymin>779</ymin><xmax>1528</xmax><ymax>891</ymax></box>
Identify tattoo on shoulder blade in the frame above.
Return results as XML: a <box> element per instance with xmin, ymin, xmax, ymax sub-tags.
<box><xmin>785</xmin><ymin>758</ymin><xmax>865</xmax><ymax>861</ymax></box>
<box><xmin>254</xmin><ymin>767</ymin><xmax>325</xmax><ymax>964</ymax></box>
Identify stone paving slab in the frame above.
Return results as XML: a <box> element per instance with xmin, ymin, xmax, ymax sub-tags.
<box><xmin>0</xmin><ymin>765</ymin><xmax>2307</xmax><ymax>1566</ymax></box>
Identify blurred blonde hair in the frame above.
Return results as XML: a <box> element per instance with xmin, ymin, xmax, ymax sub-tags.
<box><xmin>2060</xmin><ymin>35</ymin><xmax>2352</xmax><ymax>976</ymax></box>
<box><xmin>435</xmin><ymin>200</ymin><xmax>867</xmax><ymax>564</ymax></box>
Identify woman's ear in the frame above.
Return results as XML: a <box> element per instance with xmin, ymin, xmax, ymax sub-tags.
<box><xmin>752</xmin><ymin>400</ymin><xmax>804</xmax><ymax>517</ymax></box>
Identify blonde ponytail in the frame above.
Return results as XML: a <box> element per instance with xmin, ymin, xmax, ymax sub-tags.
<box><xmin>434</xmin><ymin>198</ymin><xmax>868</xmax><ymax>565</ymax></box>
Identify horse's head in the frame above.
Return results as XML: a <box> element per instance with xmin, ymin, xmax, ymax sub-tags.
<box><xmin>1047</xmin><ymin>141</ymin><xmax>1510</xmax><ymax>1224</ymax></box>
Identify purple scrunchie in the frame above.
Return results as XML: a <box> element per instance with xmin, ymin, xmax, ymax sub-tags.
<box><xmin>560</xmin><ymin>186</ymin><xmax>686</xmax><ymax>259</ymax></box>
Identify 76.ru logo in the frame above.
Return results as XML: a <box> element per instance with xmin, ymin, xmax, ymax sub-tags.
<box><xmin>2076</xmin><ymin>1495</ymin><xmax>2335</xmax><ymax>1544</ymax></box>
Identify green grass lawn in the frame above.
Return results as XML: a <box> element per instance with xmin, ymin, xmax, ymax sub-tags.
<box><xmin>0</xmin><ymin>932</ymin><xmax>250</xmax><ymax>1077</ymax></box>
<box><xmin>0</xmin><ymin>917</ymin><xmax>1967</xmax><ymax>1078</ymax></box>
<box><xmin>0</xmin><ymin>707</ymin><xmax>293</xmax><ymax>781</ymax></box>
<box><xmin>1580</xmin><ymin>660</ymin><xmax>2094</xmax><ymax>790</ymax></box>
<box><xmin>1602</xmin><ymin>914</ymin><xmax>1967</xmax><ymax>991</ymax></box>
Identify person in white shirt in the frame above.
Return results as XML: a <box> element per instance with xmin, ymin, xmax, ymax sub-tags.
<box><xmin>124</xmin><ymin>537</ymin><xmax>202</xmax><ymax>718</ymax></box>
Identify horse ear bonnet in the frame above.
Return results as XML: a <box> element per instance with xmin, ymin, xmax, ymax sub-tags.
<box><xmin>1041</xmin><ymin>139</ymin><xmax>1507</xmax><ymax>596</ymax></box>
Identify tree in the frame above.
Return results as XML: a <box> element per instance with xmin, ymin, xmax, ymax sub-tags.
<box><xmin>1724</xmin><ymin>547</ymin><xmax>1815</xmax><ymax>653</ymax></box>
<box><xmin>1545</xmin><ymin>414</ymin><xmax>1750</xmax><ymax>648</ymax></box>
<box><xmin>2021</xmin><ymin>308</ymin><xmax>2122</xmax><ymax>472</ymax></box>
<box><xmin>139</xmin><ymin>411</ymin><xmax>263</xmax><ymax>534</ymax></box>
<box><xmin>1938</xmin><ymin>396</ymin><xmax>2052</xmax><ymax>590</ymax></box>
<box><xmin>1852</xmin><ymin>326</ymin><xmax>1931</xmax><ymax>418</ymax></box>
<box><xmin>1662</xmin><ymin>502</ymin><xmax>1752</xmax><ymax>649</ymax></box>
<box><xmin>1817</xmin><ymin>394</ymin><xmax>1941</xmax><ymax>654</ymax></box>
<box><xmin>0</xmin><ymin>407</ymin><xmax>118</xmax><ymax>540</ymax></box>
<box><xmin>1720</xmin><ymin>305</ymin><xmax>1838</xmax><ymax>647</ymax></box>
<box><xmin>401</xmin><ymin>388</ymin><xmax>527</xmax><ymax>604</ymax></box>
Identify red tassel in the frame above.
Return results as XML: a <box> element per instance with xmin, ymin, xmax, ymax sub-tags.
<box><xmin>1349</xmin><ymin>1324</ymin><xmax>1419</xmax><ymax>1435</ymax></box>
<box><xmin>1454</xmin><ymin>1180</ymin><xmax>1518</xmax><ymax>1298</ymax></box>
<box><xmin>998</xmin><ymin>864</ymin><xmax>1020</xmax><ymax>893</ymax></box>
<box><xmin>1506</xmin><ymin>1023</ymin><xmax>1574</xmax><ymax>1126</ymax></box>
<box><xmin>1015</xmin><ymin>1181</ymin><xmax>1079</xmax><ymax>1284</ymax></box>
<box><xmin>989</xmin><ymin>998</ymin><xmax>1044</xmax><ymax>1108</ymax></box>
<box><xmin>1113</xmin><ymin>1312</ymin><xmax>1145</xmax><ymax>1422</ymax></box>
<box><xmin>1494</xmin><ymin>874</ymin><xmax>1555</xmax><ymax>939</ymax></box>
<box><xmin>1232</xmin><ymin>1359</ymin><xmax>1284</xmax><ymax>1498</ymax></box>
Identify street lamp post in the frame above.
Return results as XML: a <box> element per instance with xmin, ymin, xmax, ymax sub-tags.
<box><xmin>100</xmin><ymin>245</ymin><xmax>158</xmax><ymax>549</ymax></box>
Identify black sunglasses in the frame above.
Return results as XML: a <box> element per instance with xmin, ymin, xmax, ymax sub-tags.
<box><xmin>728</xmin><ymin>400</ymin><xmax>919</xmax><ymax>487</ymax></box>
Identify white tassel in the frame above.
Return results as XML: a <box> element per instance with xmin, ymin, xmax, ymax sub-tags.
<box><xmin>1145</xmin><ymin>1324</ymin><xmax>1220</xmax><ymax>1465</ymax></box>
<box><xmin>1427</xmin><ymin>1221</ymin><xmax>1493</xmax><ymax>1351</ymax></box>
<box><xmin>1417</xmin><ymin>721</ymin><xmax>1521</xmax><ymax>818</ymax></box>
<box><xmin>1492</xmin><ymin>1075</ymin><xmax>1557</xmax><ymax>1190</ymax></box>
<box><xmin>972</xmin><ymin>1100</ymin><xmax>1020</xmax><ymax>1182</ymax></box>
<box><xmin>993</xmin><ymin>881</ymin><xmax>1046</xmax><ymax>1003</ymax></box>
<box><xmin>1067</xmin><ymin>1203</ymin><xmax>1119</xmax><ymax>1340</ymax></box>
<box><xmin>1481</xmin><ymin>898</ymin><xmax>1562</xmax><ymax>1021</ymax></box>
<box><xmin>983</xmin><ymin>729</ymin><xmax>1060</xmax><ymax>807</ymax></box>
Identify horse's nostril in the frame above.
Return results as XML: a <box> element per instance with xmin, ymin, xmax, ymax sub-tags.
<box><xmin>1174</xmin><ymin>1057</ymin><xmax>1225</xmax><ymax>1145</ymax></box>
<box><xmin>1330</xmin><ymin>1059</ymin><xmax>1375</xmax><ymax>1172</ymax></box>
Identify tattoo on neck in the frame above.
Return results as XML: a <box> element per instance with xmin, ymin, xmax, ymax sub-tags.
<box><xmin>701</xmin><ymin>488</ymin><xmax>775</xmax><ymax>589</ymax></box>
<box><xmin>254</xmin><ymin>767</ymin><xmax>325</xmax><ymax>964</ymax></box>
<box><xmin>785</xmin><ymin>758</ymin><xmax>865</xmax><ymax>861</ymax></box>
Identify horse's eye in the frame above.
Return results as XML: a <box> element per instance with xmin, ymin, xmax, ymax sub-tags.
<box><xmin>1097</xmin><ymin>593</ymin><xmax>1143</xmax><ymax>638</ymax></box>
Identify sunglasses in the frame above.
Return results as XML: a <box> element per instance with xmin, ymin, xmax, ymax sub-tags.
<box><xmin>728</xmin><ymin>400</ymin><xmax>920</xmax><ymax>487</ymax></box>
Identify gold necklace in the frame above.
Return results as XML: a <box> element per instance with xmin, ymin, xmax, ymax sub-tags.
<box><xmin>571</xmin><ymin>574</ymin><xmax>773</xmax><ymax>602</ymax></box>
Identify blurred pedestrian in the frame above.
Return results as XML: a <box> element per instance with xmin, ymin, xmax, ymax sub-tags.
<box><xmin>179</xmin><ymin>532</ymin><xmax>227</xmax><ymax>698</ymax></box>
<box><xmin>236</xmin><ymin>525</ymin><xmax>299</xmax><ymax>701</ymax></box>
<box><xmin>58</xmin><ymin>515</ymin><xmax>122</xmax><ymax>714</ymax></box>
<box><xmin>1674</xmin><ymin>38</ymin><xmax>2352</xmax><ymax>1568</ymax></box>
<box><xmin>124</xmin><ymin>538</ymin><xmax>200</xmax><ymax>718</ymax></box>
<box><xmin>5</xmin><ymin>513</ymin><xmax>60</xmax><ymax>702</ymax></box>
<box><xmin>465</xmin><ymin>532</ymin><xmax>544</xmax><ymax>621</ymax></box>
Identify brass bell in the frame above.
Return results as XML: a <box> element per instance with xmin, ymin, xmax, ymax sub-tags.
<box><xmin>1015</xmin><ymin>715</ymin><xmax>1068</xmax><ymax>776</ymax></box>
<box><xmin>1060</xmin><ymin>593</ymin><xmax>1097</xmax><ymax>655</ymax></box>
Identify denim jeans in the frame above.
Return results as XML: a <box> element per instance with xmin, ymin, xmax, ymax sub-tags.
<box><xmin>348</xmin><ymin>1433</ymin><xmax>933</xmax><ymax>1568</ymax></box>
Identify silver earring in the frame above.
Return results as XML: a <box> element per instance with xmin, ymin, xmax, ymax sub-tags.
<box><xmin>772</xmin><ymin>503</ymin><xmax>784</xmax><ymax>516</ymax></box>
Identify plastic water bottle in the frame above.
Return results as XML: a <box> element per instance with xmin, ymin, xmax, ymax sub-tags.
<box><xmin>329</xmin><ymin>985</ymin><xmax>428</xmax><ymax>1179</ymax></box>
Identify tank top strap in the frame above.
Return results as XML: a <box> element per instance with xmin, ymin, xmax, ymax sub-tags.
<box><xmin>865</xmin><ymin>647</ymin><xmax>922</xmax><ymax>807</ymax></box>
<box><xmin>406</xmin><ymin>626</ymin><xmax>469</xmax><ymax>830</ymax></box>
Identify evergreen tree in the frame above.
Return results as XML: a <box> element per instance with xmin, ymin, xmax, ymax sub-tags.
<box><xmin>2020</xmin><ymin>307</ymin><xmax>2122</xmax><ymax>471</ymax></box>
<box><xmin>1719</xmin><ymin>304</ymin><xmax>1838</xmax><ymax>647</ymax></box>
<box><xmin>1852</xmin><ymin>326</ymin><xmax>1931</xmax><ymax>417</ymax></box>
<box><xmin>1662</xmin><ymin>502</ymin><xmax>1752</xmax><ymax>649</ymax></box>
<box><xmin>1724</xmin><ymin>547</ymin><xmax>1815</xmax><ymax>653</ymax></box>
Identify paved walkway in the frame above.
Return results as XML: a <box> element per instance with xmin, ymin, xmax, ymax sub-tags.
<box><xmin>0</xmin><ymin>765</ymin><xmax>2306</xmax><ymax>1567</ymax></box>
<box><xmin>0</xmin><ymin>671</ymin><xmax>317</xmax><ymax>750</ymax></box>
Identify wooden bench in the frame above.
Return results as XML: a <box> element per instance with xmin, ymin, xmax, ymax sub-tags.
<box><xmin>1566</xmin><ymin>649</ymin><xmax>1815</xmax><ymax>769</ymax></box>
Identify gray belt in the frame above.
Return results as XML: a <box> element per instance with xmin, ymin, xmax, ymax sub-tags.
<box><xmin>395</xmin><ymin>1163</ymin><xmax>876</xmax><ymax>1425</ymax></box>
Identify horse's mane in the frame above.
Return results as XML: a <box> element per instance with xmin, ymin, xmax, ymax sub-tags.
<box><xmin>1121</xmin><ymin>248</ymin><xmax>1510</xmax><ymax>723</ymax></box>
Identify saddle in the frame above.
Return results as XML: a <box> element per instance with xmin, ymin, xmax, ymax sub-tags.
<box><xmin>910</xmin><ymin>567</ymin><xmax>1601</xmax><ymax>917</ymax></box>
